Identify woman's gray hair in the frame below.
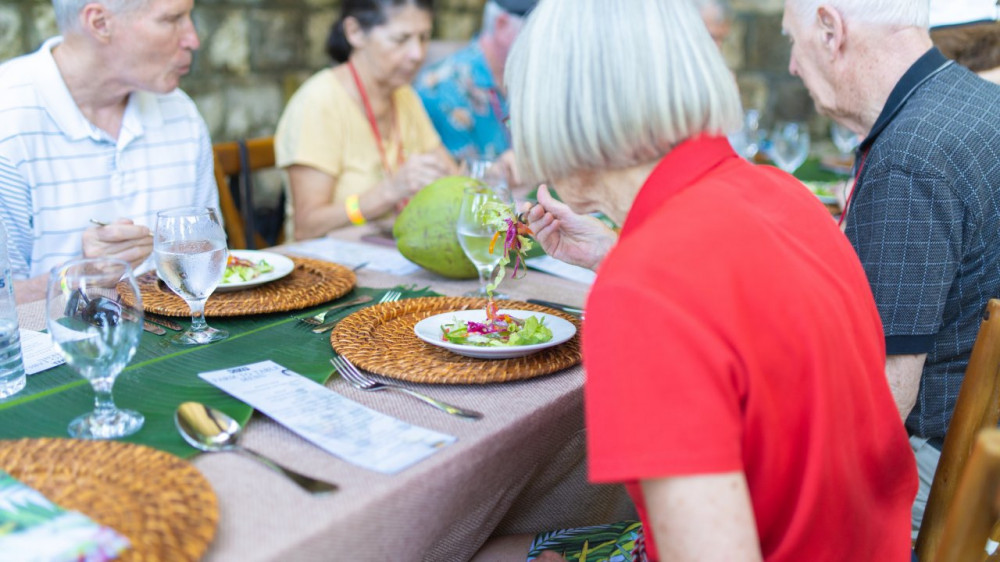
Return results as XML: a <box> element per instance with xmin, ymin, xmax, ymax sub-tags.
<box><xmin>786</xmin><ymin>0</ymin><xmax>930</xmax><ymax>28</ymax></box>
<box><xmin>52</xmin><ymin>0</ymin><xmax>150</xmax><ymax>32</ymax></box>
<box><xmin>504</xmin><ymin>0</ymin><xmax>741</xmax><ymax>183</ymax></box>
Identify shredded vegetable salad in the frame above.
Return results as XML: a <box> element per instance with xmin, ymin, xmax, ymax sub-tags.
<box><xmin>222</xmin><ymin>254</ymin><xmax>274</xmax><ymax>284</ymax></box>
<box><xmin>441</xmin><ymin>300</ymin><xmax>553</xmax><ymax>347</ymax></box>
<box><xmin>443</xmin><ymin>195</ymin><xmax>552</xmax><ymax>347</ymax></box>
<box><xmin>469</xmin><ymin>197</ymin><xmax>532</xmax><ymax>295</ymax></box>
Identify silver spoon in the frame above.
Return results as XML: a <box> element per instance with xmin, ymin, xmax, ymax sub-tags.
<box><xmin>174</xmin><ymin>401</ymin><xmax>337</xmax><ymax>494</ymax></box>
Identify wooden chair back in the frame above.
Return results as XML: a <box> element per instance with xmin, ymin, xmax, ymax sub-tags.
<box><xmin>212</xmin><ymin>137</ymin><xmax>282</xmax><ymax>249</ymax></box>
<box><xmin>932</xmin><ymin>429</ymin><xmax>1000</xmax><ymax>562</ymax></box>
<box><xmin>916</xmin><ymin>298</ymin><xmax>1000</xmax><ymax>561</ymax></box>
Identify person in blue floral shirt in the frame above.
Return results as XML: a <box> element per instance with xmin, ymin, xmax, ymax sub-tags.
<box><xmin>415</xmin><ymin>0</ymin><xmax>536</xmax><ymax>161</ymax></box>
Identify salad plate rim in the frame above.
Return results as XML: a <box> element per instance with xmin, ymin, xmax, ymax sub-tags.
<box><xmin>216</xmin><ymin>249</ymin><xmax>295</xmax><ymax>292</ymax></box>
<box><xmin>413</xmin><ymin>308</ymin><xmax>577</xmax><ymax>359</ymax></box>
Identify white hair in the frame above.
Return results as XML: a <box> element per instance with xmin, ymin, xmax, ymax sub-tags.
<box><xmin>481</xmin><ymin>0</ymin><xmax>522</xmax><ymax>36</ymax></box>
<box><xmin>786</xmin><ymin>0</ymin><xmax>930</xmax><ymax>28</ymax></box>
<box><xmin>505</xmin><ymin>0</ymin><xmax>741</xmax><ymax>183</ymax></box>
<box><xmin>690</xmin><ymin>0</ymin><xmax>726</xmax><ymax>15</ymax></box>
<box><xmin>52</xmin><ymin>0</ymin><xmax>150</xmax><ymax>32</ymax></box>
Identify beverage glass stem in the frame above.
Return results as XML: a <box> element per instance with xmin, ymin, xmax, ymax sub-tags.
<box><xmin>188</xmin><ymin>298</ymin><xmax>209</xmax><ymax>332</ymax></box>
<box><xmin>477</xmin><ymin>265</ymin><xmax>492</xmax><ymax>293</ymax></box>
<box><xmin>92</xmin><ymin>378</ymin><xmax>116</xmax><ymax>418</ymax></box>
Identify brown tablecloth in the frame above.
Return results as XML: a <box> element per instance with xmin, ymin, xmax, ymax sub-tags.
<box><xmin>16</xmin><ymin>226</ymin><xmax>635</xmax><ymax>561</ymax></box>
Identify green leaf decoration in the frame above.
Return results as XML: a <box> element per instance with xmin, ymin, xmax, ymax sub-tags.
<box><xmin>528</xmin><ymin>521</ymin><xmax>642</xmax><ymax>562</ymax></box>
<box><xmin>0</xmin><ymin>286</ymin><xmax>438</xmax><ymax>458</ymax></box>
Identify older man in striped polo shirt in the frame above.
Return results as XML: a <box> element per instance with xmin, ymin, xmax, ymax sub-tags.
<box><xmin>0</xmin><ymin>0</ymin><xmax>219</xmax><ymax>302</ymax></box>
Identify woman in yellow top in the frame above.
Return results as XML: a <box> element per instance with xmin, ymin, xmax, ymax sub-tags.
<box><xmin>275</xmin><ymin>0</ymin><xmax>456</xmax><ymax>240</ymax></box>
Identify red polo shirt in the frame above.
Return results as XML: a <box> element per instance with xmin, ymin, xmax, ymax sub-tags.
<box><xmin>584</xmin><ymin>136</ymin><xmax>916</xmax><ymax>561</ymax></box>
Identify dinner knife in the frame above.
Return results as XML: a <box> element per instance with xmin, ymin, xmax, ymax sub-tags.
<box><xmin>145</xmin><ymin>314</ymin><xmax>183</xmax><ymax>331</ymax></box>
<box><xmin>143</xmin><ymin>321</ymin><xmax>166</xmax><ymax>336</ymax></box>
<box><xmin>525</xmin><ymin>298</ymin><xmax>584</xmax><ymax>315</ymax></box>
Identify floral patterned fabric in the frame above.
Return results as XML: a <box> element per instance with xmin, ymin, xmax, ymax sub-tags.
<box><xmin>527</xmin><ymin>520</ymin><xmax>647</xmax><ymax>562</ymax></box>
<box><xmin>415</xmin><ymin>41</ymin><xmax>510</xmax><ymax>160</ymax></box>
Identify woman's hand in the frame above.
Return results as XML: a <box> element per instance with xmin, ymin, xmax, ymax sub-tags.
<box><xmin>388</xmin><ymin>151</ymin><xmax>454</xmax><ymax>200</ymax></box>
<box><xmin>81</xmin><ymin>219</ymin><xmax>153</xmax><ymax>271</ymax></box>
<box><xmin>523</xmin><ymin>185</ymin><xmax>617</xmax><ymax>271</ymax></box>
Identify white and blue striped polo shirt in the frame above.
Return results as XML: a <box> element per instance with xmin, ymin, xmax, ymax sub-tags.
<box><xmin>0</xmin><ymin>37</ymin><xmax>219</xmax><ymax>279</ymax></box>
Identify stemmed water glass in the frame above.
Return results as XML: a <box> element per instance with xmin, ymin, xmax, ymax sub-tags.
<box><xmin>154</xmin><ymin>207</ymin><xmax>229</xmax><ymax>345</ymax></box>
<box><xmin>831</xmin><ymin>122</ymin><xmax>861</xmax><ymax>156</ymax></box>
<box><xmin>47</xmin><ymin>258</ymin><xmax>144</xmax><ymax>439</ymax></box>
<box><xmin>457</xmin><ymin>183</ymin><xmax>514</xmax><ymax>298</ymax></box>
<box><xmin>729</xmin><ymin>109</ymin><xmax>763</xmax><ymax>160</ymax></box>
<box><xmin>767</xmin><ymin>121</ymin><xmax>811</xmax><ymax>174</ymax></box>
<box><xmin>465</xmin><ymin>159</ymin><xmax>494</xmax><ymax>182</ymax></box>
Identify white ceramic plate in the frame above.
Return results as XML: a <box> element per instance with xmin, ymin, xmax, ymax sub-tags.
<box><xmin>216</xmin><ymin>250</ymin><xmax>295</xmax><ymax>292</ymax></box>
<box><xmin>413</xmin><ymin>309</ymin><xmax>577</xmax><ymax>359</ymax></box>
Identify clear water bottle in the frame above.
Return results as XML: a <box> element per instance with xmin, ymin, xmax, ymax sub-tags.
<box><xmin>0</xmin><ymin>217</ymin><xmax>25</xmax><ymax>399</ymax></box>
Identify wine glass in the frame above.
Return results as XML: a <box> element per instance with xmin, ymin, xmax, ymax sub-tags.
<box><xmin>457</xmin><ymin>185</ymin><xmax>514</xmax><ymax>298</ymax></box>
<box><xmin>831</xmin><ymin>122</ymin><xmax>861</xmax><ymax>156</ymax></box>
<box><xmin>767</xmin><ymin>121</ymin><xmax>810</xmax><ymax>174</ymax></box>
<box><xmin>728</xmin><ymin>109</ymin><xmax>763</xmax><ymax>160</ymax></box>
<box><xmin>466</xmin><ymin>159</ymin><xmax>494</xmax><ymax>182</ymax></box>
<box><xmin>154</xmin><ymin>207</ymin><xmax>229</xmax><ymax>345</ymax></box>
<box><xmin>46</xmin><ymin>258</ymin><xmax>144</xmax><ymax>439</ymax></box>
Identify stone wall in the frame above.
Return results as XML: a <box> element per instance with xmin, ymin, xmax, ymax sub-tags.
<box><xmin>0</xmin><ymin>0</ymin><xmax>815</xmax><ymax>144</ymax></box>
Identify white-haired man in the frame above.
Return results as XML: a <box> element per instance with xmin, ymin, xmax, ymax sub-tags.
<box><xmin>783</xmin><ymin>0</ymin><xmax>1000</xmax><ymax>534</ymax></box>
<box><xmin>692</xmin><ymin>0</ymin><xmax>732</xmax><ymax>48</ymax></box>
<box><xmin>414</xmin><ymin>0</ymin><xmax>536</xmax><ymax>161</ymax></box>
<box><xmin>0</xmin><ymin>0</ymin><xmax>219</xmax><ymax>302</ymax></box>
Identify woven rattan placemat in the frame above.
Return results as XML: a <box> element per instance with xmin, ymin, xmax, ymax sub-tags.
<box><xmin>130</xmin><ymin>257</ymin><xmax>355</xmax><ymax>317</ymax></box>
<box><xmin>0</xmin><ymin>438</ymin><xmax>218</xmax><ymax>562</ymax></box>
<box><xmin>330</xmin><ymin>296</ymin><xmax>582</xmax><ymax>384</ymax></box>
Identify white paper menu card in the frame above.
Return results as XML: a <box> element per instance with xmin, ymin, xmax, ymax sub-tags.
<box><xmin>200</xmin><ymin>361</ymin><xmax>455</xmax><ymax>474</ymax></box>
<box><xmin>19</xmin><ymin>329</ymin><xmax>65</xmax><ymax>375</ymax></box>
<box><xmin>525</xmin><ymin>255</ymin><xmax>597</xmax><ymax>285</ymax></box>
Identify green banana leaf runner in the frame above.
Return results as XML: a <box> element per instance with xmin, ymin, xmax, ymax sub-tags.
<box><xmin>0</xmin><ymin>285</ymin><xmax>438</xmax><ymax>458</ymax></box>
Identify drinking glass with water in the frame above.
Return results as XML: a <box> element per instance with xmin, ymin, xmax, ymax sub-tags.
<box><xmin>0</xmin><ymin>217</ymin><xmax>25</xmax><ymax>400</ymax></box>
<box><xmin>831</xmin><ymin>122</ymin><xmax>861</xmax><ymax>156</ymax></box>
<box><xmin>457</xmin><ymin>184</ymin><xmax>514</xmax><ymax>298</ymax></box>
<box><xmin>768</xmin><ymin>121</ymin><xmax>811</xmax><ymax>174</ymax></box>
<box><xmin>46</xmin><ymin>258</ymin><xmax>144</xmax><ymax>438</ymax></box>
<box><xmin>154</xmin><ymin>207</ymin><xmax>229</xmax><ymax>345</ymax></box>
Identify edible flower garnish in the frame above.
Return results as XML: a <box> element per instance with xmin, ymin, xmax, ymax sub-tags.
<box><xmin>441</xmin><ymin>200</ymin><xmax>552</xmax><ymax>347</ymax></box>
<box><xmin>480</xmin><ymin>199</ymin><xmax>534</xmax><ymax>296</ymax></box>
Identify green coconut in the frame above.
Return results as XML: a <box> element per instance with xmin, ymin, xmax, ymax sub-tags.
<box><xmin>393</xmin><ymin>176</ymin><xmax>481</xmax><ymax>279</ymax></box>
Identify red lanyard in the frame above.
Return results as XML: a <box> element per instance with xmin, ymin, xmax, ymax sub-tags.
<box><xmin>347</xmin><ymin>61</ymin><xmax>404</xmax><ymax>175</ymax></box>
<box><xmin>838</xmin><ymin>146</ymin><xmax>870</xmax><ymax>228</ymax></box>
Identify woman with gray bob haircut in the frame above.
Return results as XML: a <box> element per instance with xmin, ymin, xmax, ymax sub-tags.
<box><xmin>475</xmin><ymin>0</ymin><xmax>917</xmax><ymax>560</ymax></box>
<box><xmin>506</xmin><ymin>0</ymin><xmax>739</xmax><ymax>187</ymax></box>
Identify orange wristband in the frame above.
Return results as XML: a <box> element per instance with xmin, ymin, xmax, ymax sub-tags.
<box><xmin>345</xmin><ymin>194</ymin><xmax>366</xmax><ymax>226</ymax></box>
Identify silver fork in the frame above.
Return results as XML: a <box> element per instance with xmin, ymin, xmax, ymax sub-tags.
<box><xmin>300</xmin><ymin>295</ymin><xmax>374</xmax><ymax>326</ymax></box>
<box><xmin>310</xmin><ymin>290</ymin><xmax>402</xmax><ymax>334</ymax></box>
<box><xmin>330</xmin><ymin>356</ymin><xmax>483</xmax><ymax>420</ymax></box>
<box><xmin>378</xmin><ymin>290</ymin><xmax>402</xmax><ymax>305</ymax></box>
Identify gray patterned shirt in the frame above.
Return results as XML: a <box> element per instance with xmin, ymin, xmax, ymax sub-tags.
<box><xmin>845</xmin><ymin>48</ymin><xmax>1000</xmax><ymax>442</ymax></box>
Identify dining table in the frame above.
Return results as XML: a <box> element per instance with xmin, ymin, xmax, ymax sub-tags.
<box><xmin>0</xmin><ymin>224</ymin><xmax>636</xmax><ymax>562</ymax></box>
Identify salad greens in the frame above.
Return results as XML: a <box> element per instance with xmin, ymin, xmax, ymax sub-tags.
<box><xmin>443</xmin><ymin>191</ymin><xmax>554</xmax><ymax>347</ymax></box>
<box><xmin>441</xmin><ymin>301</ymin><xmax>553</xmax><ymax>347</ymax></box>
<box><xmin>480</xmin><ymin>198</ymin><xmax>534</xmax><ymax>295</ymax></box>
<box><xmin>223</xmin><ymin>254</ymin><xmax>274</xmax><ymax>284</ymax></box>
